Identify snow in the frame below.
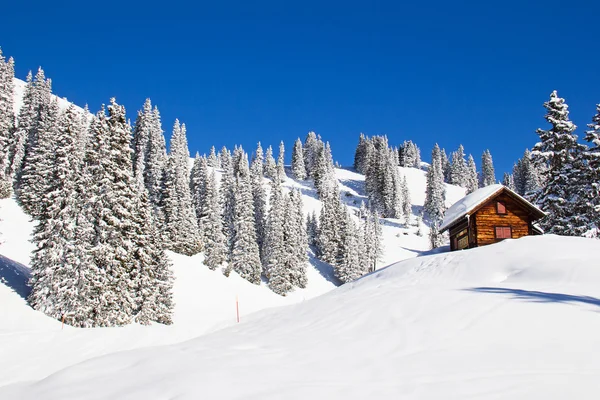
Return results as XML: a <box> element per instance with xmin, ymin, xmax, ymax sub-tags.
<box><xmin>3</xmin><ymin>235</ymin><xmax>600</xmax><ymax>399</ymax></box>
<box><xmin>439</xmin><ymin>184</ymin><xmax>543</xmax><ymax>232</ymax></box>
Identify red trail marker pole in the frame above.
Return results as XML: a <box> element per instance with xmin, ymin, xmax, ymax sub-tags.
<box><xmin>236</xmin><ymin>295</ymin><xmax>240</xmax><ymax>323</ymax></box>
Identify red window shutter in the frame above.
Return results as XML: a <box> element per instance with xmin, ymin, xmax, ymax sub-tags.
<box><xmin>495</xmin><ymin>226</ymin><xmax>511</xmax><ymax>239</ymax></box>
<box><xmin>497</xmin><ymin>202</ymin><xmax>506</xmax><ymax>214</ymax></box>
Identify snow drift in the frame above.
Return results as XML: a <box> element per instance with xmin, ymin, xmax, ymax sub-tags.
<box><xmin>3</xmin><ymin>235</ymin><xmax>600</xmax><ymax>400</ymax></box>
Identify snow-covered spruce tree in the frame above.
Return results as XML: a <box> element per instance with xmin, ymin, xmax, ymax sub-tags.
<box><xmin>220</xmin><ymin>146</ymin><xmax>235</xmax><ymax>256</ymax></box>
<box><xmin>291</xmin><ymin>137</ymin><xmax>306</xmax><ymax>180</ymax></box>
<box><xmin>251</xmin><ymin>142</ymin><xmax>264</xmax><ymax>176</ymax></box>
<box><xmin>131</xmin><ymin>99</ymin><xmax>167</xmax><ymax>212</ymax></box>
<box><xmin>289</xmin><ymin>189</ymin><xmax>308</xmax><ymax>288</ymax></box>
<box><xmin>264</xmin><ymin>145</ymin><xmax>277</xmax><ymax>180</ymax></box>
<box><xmin>400</xmin><ymin>140</ymin><xmax>420</xmax><ymax>168</ymax></box>
<box><xmin>334</xmin><ymin>209</ymin><xmax>362</xmax><ymax>283</ymax></box>
<box><xmin>513</xmin><ymin>149</ymin><xmax>540</xmax><ymax>197</ymax></box>
<box><xmin>362</xmin><ymin>205</ymin><xmax>383</xmax><ymax>272</ymax></box>
<box><xmin>28</xmin><ymin>104</ymin><xmax>93</xmax><ymax>325</ymax></box>
<box><xmin>303</xmin><ymin>131</ymin><xmax>320</xmax><ymax>178</ymax></box>
<box><xmin>16</xmin><ymin>97</ymin><xmax>59</xmax><ymax>217</ymax></box>
<box><xmin>424</xmin><ymin>144</ymin><xmax>446</xmax><ymax>224</ymax></box>
<box><xmin>401</xmin><ymin>175</ymin><xmax>412</xmax><ymax>226</ymax></box>
<box><xmin>307</xmin><ymin>210</ymin><xmax>319</xmax><ymax>247</ymax></box>
<box><xmin>277</xmin><ymin>140</ymin><xmax>286</xmax><ymax>181</ymax></box>
<box><xmin>466</xmin><ymin>154</ymin><xmax>478</xmax><ymax>194</ymax></box>
<box><xmin>204</xmin><ymin>169</ymin><xmax>228</xmax><ymax>269</ymax></box>
<box><xmin>316</xmin><ymin>183</ymin><xmax>343</xmax><ymax>265</ymax></box>
<box><xmin>502</xmin><ymin>172</ymin><xmax>515</xmax><ymax>190</ymax></box>
<box><xmin>220</xmin><ymin>146</ymin><xmax>231</xmax><ymax>171</ymax></box>
<box><xmin>440</xmin><ymin>148</ymin><xmax>451</xmax><ymax>183</ymax></box>
<box><xmin>190</xmin><ymin>154</ymin><xmax>209</xmax><ymax>234</ymax></box>
<box><xmin>313</xmin><ymin>141</ymin><xmax>337</xmax><ymax>198</ymax></box>
<box><xmin>449</xmin><ymin>145</ymin><xmax>467</xmax><ymax>187</ymax></box>
<box><xmin>10</xmin><ymin>68</ymin><xmax>52</xmax><ymax>185</ymax></box>
<box><xmin>264</xmin><ymin>172</ymin><xmax>286</xmax><ymax>276</ymax></box>
<box><xmin>0</xmin><ymin>50</ymin><xmax>15</xmax><ymax>192</ymax></box>
<box><xmin>132</xmin><ymin>188</ymin><xmax>174</xmax><ymax>326</ymax></box>
<box><xmin>479</xmin><ymin>149</ymin><xmax>496</xmax><ymax>187</ymax></box>
<box><xmin>207</xmin><ymin>145</ymin><xmax>218</xmax><ymax>168</ymax></box>
<box><xmin>228</xmin><ymin>152</ymin><xmax>262</xmax><ymax>284</ymax></box>
<box><xmin>429</xmin><ymin>220</ymin><xmax>443</xmax><ymax>249</ymax></box>
<box><xmin>354</xmin><ymin>133</ymin><xmax>370</xmax><ymax>173</ymax></box>
<box><xmin>532</xmin><ymin>90</ymin><xmax>589</xmax><ymax>236</ymax></box>
<box><xmin>160</xmin><ymin>120</ymin><xmax>201</xmax><ymax>255</ymax></box>
<box><xmin>584</xmin><ymin>104</ymin><xmax>600</xmax><ymax>235</ymax></box>
<box><xmin>84</xmin><ymin>100</ymin><xmax>142</xmax><ymax>326</ymax></box>
<box><xmin>250</xmin><ymin>150</ymin><xmax>267</xmax><ymax>262</ymax></box>
<box><xmin>267</xmin><ymin>189</ymin><xmax>295</xmax><ymax>295</ymax></box>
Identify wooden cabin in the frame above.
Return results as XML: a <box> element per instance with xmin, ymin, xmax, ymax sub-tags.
<box><xmin>439</xmin><ymin>184</ymin><xmax>546</xmax><ymax>251</ymax></box>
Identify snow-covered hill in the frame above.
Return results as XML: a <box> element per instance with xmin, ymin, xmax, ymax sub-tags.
<box><xmin>3</xmin><ymin>235</ymin><xmax>600</xmax><ymax>399</ymax></box>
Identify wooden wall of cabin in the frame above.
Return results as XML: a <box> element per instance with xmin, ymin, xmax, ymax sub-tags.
<box><xmin>474</xmin><ymin>193</ymin><xmax>531</xmax><ymax>246</ymax></box>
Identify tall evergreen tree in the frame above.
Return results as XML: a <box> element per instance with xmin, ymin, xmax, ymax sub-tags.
<box><xmin>190</xmin><ymin>154</ymin><xmax>209</xmax><ymax>235</ymax></box>
<box><xmin>16</xmin><ymin>96</ymin><xmax>59</xmax><ymax>217</ymax></box>
<box><xmin>277</xmin><ymin>140</ymin><xmax>286</xmax><ymax>182</ymax></box>
<box><xmin>303</xmin><ymin>131</ymin><xmax>320</xmax><ymax>178</ymax></box>
<box><xmin>440</xmin><ymin>148</ymin><xmax>451</xmax><ymax>183</ymax></box>
<box><xmin>0</xmin><ymin>50</ymin><xmax>15</xmax><ymax>190</ymax></box>
<box><xmin>207</xmin><ymin>145</ymin><xmax>218</xmax><ymax>168</ymax></box>
<box><xmin>401</xmin><ymin>175</ymin><xmax>412</xmax><ymax>226</ymax></box>
<box><xmin>502</xmin><ymin>172</ymin><xmax>516</xmax><ymax>191</ymax></box>
<box><xmin>264</xmin><ymin>145</ymin><xmax>277</xmax><ymax>180</ymax></box>
<box><xmin>160</xmin><ymin>120</ymin><xmax>201</xmax><ymax>255</ymax></box>
<box><xmin>450</xmin><ymin>145</ymin><xmax>467</xmax><ymax>187</ymax></box>
<box><xmin>250</xmin><ymin>151</ymin><xmax>267</xmax><ymax>263</ymax></box>
<box><xmin>480</xmin><ymin>149</ymin><xmax>496</xmax><ymax>187</ymax></box>
<box><xmin>424</xmin><ymin>144</ymin><xmax>446</xmax><ymax>223</ymax></box>
<box><xmin>28</xmin><ymin>104</ymin><xmax>93</xmax><ymax>325</ymax></box>
<box><xmin>291</xmin><ymin>138</ymin><xmax>306</xmax><ymax>180</ymax></box>
<box><xmin>251</xmin><ymin>142</ymin><xmax>264</xmax><ymax>176</ymax></box>
<box><xmin>532</xmin><ymin>91</ymin><xmax>588</xmax><ymax>235</ymax></box>
<box><xmin>204</xmin><ymin>169</ymin><xmax>228</xmax><ymax>269</ymax></box>
<box><xmin>264</xmin><ymin>174</ymin><xmax>286</xmax><ymax>276</ymax></box>
<box><xmin>228</xmin><ymin>152</ymin><xmax>262</xmax><ymax>283</ymax></box>
<box><xmin>334</xmin><ymin>210</ymin><xmax>362</xmax><ymax>283</ymax></box>
<box><xmin>466</xmin><ymin>154</ymin><xmax>478</xmax><ymax>194</ymax></box>
<box><xmin>584</xmin><ymin>104</ymin><xmax>600</xmax><ymax>236</ymax></box>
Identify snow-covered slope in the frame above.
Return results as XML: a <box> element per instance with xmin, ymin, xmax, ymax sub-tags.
<box><xmin>3</xmin><ymin>235</ymin><xmax>600</xmax><ymax>399</ymax></box>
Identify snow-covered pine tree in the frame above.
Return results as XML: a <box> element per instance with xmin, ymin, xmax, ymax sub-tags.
<box><xmin>264</xmin><ymin>172</ymin><xmax>286</xmax><ymax>275</ymax></box>
<box><xmin>440</xmin><ymin>148</ymin><xmax>451</xmax><ymax>183</ymax></box>
<box><xmin>207</xmin><ymin>145</ymin><xmax>218</xmax><ymax>168</ymax></box>
<box><xmin>0</xmin><ymin>50</ymin><xmax>14</xmax><ymax>192</ymax></box>
<box><xmin>250</xmin><ymin>149</ymin><xmax>267</xmax><ymax>263</ymax></box>
<box><xmin>424</xmin><ymin>144</ymin><xmax>446</xmax><ymax>223</ymax></box>
<box><xmin>220</xmin><ymin>146</ymin><xmax>235</xmax><ymax>256</ymax></box>
<box><xmin>466</xmin><ymin>154</ymin><xmax>478</xmax><ymax>194</ymax></box>
<box><xmin>429</xmin><ymin>220</ymin><xmax>443</xmax><ymax>249</ymax></box>
<box><xmin>584</xmin><ymin>104</ymin><xmax>600</xmax><ymax>236</ymax></box>
<box><xmin>264</xmin><ymin>145</ymin><xmax>277</xmax><ymax>180</ymax></box>
<box><xmin>450</xmin><ymin>145</ymin><xmax>468</xmax><ymax>187</ymax></box>
<box><xmin>289</xmin><ymin>189</ymin><xmax>308</xmax><ymax>288</ymax></box>
<box><xmin>354</xmin><ymin>133</ymin><xmax>370</xmax><ymax>173</ymax></box>
<box><xmin>334</xmin><ymin>209</ymin><xmax>362</xmax><ymax>283</ymax></box>
<box><xmin>307</xmin><ymin>210</ymin><xmax>319</xmax><ymax>247</ymax></box>
<box><xmin>228</xmin><ymin>152</ymin><xmax>262</xmax><ymax>283</ymax></box>
<box><xmin>532</xmin><ymin>90</ymin><xmax>589</xmax><ymax>236</ymax></box>
<box><xmin>132</xmin><ymin>187</ymin><xmax>174</xmax><ymax>325</ymax></box>
<box><xmin>480</xmin><ymin>149</ymin><xmax>496</xmax><ymax>187</ymax></box>
<box><xmin>160</xmin><ymin>120</ymin><xmax>201</xmax><ymax>255</ymax></box>
<box><xmin>130</xmin><ymin>99</ymin><xmax>167</xmax><ymax>214</ymax></box>
<box><xmin>204</xmin><ymin>169</ymin><xmax>228</xmax><ymax>269</ymax></box>
<box><xmin>16</xmin><ymin>96</ymin><xmax>59</xmax><ymax>217</ymax></box>
<box><xmin>251</xmin><ymin>142</ymin><xmax>264</xmax><ymax>176</ymax></box>
<box><xmin>513</xmin><ymin>149</ymin><xmax>540</xmax><ymax>197</ymax></box>
<box><xmin>291</xmin><ymin>138</ymin><xmax>307</xmax><ymax>180</ymax></box>
<box><xmin>220</xmin><ymin>146</ymin><xmax>231</xmax><ymax>171</ymax></box>
<box><xmin>28</xmin><ymin>104</ymin><xmax>94</xmax><ymax>326</ymax></box>
<box><xmin>502</xmin><ymin>172</ymin><xmax>516</xmax><ymax>191</ymax></box>
<box><xmin>190</xmin><ymin>154</ymin><xmax>209</xmax><ymax>235</ymax></box>
<box><xmin>277</xmin><ymin>140</ymin><xmax>286</xmax><ymax>182</ymax></box>
<box><xmin>303</xmin><ymin>131</ymin><xmax>320</xmax><ymax>178</ymax></box>
<box><xmin>268</xmin><ymin>190</ymin><xmax>296</xmax><ymax>295</ymax></box>
<box><xmin>401</xmin><ymin>175</ymin><xmax>412</xmax><ymax>226</ymax></box>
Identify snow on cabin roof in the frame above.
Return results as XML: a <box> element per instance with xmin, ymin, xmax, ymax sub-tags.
<box><xmin>439</xmin><ymin>184</ymin><xmax>544</xmax><ymax>232</ymax></box>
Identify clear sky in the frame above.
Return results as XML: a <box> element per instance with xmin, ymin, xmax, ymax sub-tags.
<box><xmin>2</xmin><ymin>0</ymin><xmax>599</xmax><ymax>175</ymax></box>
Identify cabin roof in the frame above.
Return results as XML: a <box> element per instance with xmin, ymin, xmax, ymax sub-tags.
<box><xmin>439</xmin><ymin>184</ymin><xmax>546</xmax><ymax>233</ymax></box>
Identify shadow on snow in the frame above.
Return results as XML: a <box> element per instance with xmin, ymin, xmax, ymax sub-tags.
<box><xmin>465</xmin><ymin>287</ymin><xmax>600</xmax><ymax>309</ymax></box>
<box><xmin>0</xmin><ymin>254</ymin><xmax>31</xmax><ymax>300</ymax></box>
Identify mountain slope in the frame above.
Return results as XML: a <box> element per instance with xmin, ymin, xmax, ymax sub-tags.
<box><xmin>3</xmin><ymin>235</ymin><xmax>599</xmax><ymax>399</ymax></box>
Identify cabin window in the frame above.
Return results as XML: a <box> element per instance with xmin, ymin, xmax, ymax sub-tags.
<box><xmin>496</xmin><ymin>201</ymin><xmax>506</xmax><ymax>215</ymax></box>
<box><xmin>495</xmin><ymin>226</ymin><xmax>512</xmax><ymax>239</ymax></box>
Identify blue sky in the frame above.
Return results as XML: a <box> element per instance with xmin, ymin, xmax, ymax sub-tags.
<box><xmin>2</xmin><ymin>0</ymin><xmax>599</xmax><ymax>175</ymax></box>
